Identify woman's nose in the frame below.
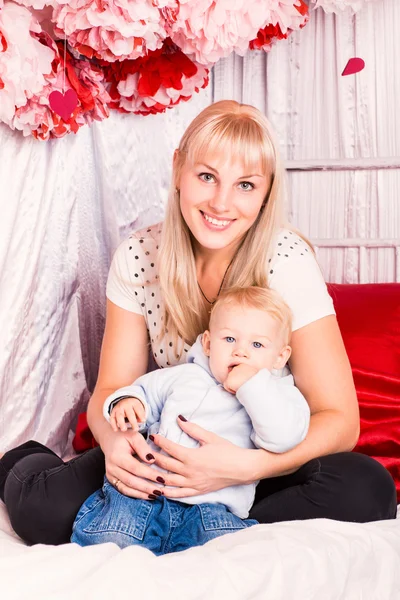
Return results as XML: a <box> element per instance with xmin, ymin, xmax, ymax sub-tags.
<box><xmin>208</xmin><ymin>186</ymin><xmax>231</xmax><ymax>214</ymax></box>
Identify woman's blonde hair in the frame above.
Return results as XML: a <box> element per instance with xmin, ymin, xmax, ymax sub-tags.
<box><xmin>158</xmin><ymin>100</ymin><xmax>288</xmax><ymax>360</ymax></box>
<box><xmin>210</xmin><ymin>286</ymin><xmax>292</xmax><ymax>345</ymax></box>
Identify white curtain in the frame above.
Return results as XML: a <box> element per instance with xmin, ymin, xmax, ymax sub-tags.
<box><xmin>0</xmin><ymin>0</ymin><xmax>399</xmax><ymax>452</ymax></box>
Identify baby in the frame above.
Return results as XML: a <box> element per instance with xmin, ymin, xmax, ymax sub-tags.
<box><xmin>71</xmin><ymin>286</ymin><xmax>310</xmax><ymax>555</ymax></box>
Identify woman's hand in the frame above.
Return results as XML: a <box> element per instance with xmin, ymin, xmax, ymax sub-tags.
<box><xmin>149</xmin><ymin>417</ymin><xmax>265</xmax><ymax>498</ymax></box>
<box><xmin>100</xmin><ymin>427</ymin><xmax>166</xmax><ymax>500</ymax></box>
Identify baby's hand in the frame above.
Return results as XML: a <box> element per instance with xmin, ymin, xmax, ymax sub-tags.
<box><xmin>223</xmin><ymin>364</ymin><xmax>259</xmax><ymax>395</ymax></box>
<box><xmin>110</xmin><ymin>397</ymin><xmax>146</xmax><ymax>433</ymax></box>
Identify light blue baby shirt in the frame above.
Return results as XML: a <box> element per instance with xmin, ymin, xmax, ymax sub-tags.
<box><xmin>103</xmin><ymin>335</ymin><xmax>310</xmax><ymax>518</ymax></box>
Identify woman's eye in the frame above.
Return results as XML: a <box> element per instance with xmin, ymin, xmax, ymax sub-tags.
<box><xmin>225</xmin><ymin>337</ymin><xmax>235</xmax><ymax>343</ymax></box>
<box><xmin>253</xmin><ymin>342</ymin><xmax>263</xmax><ymax>349</ymax></box>
<box><xmin>199</xmin><ymin>173</ymin><xmax>215</xmax><ymax>183</ymax></box>
<box><xmin>239</xmin><ymin>181</ymin><xmax>254</xmax><ymax>191</ymax></box>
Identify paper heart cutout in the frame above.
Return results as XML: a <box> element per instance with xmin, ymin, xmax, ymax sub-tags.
<box><xmin>342</xmin><ymin>57</ymin><xmax>365</xmax><ymax>76</ymax></box>
<box><xmin>49</xmin><ymin>89</ymin><xmax>78</xmax><ymax>121</ymax></box>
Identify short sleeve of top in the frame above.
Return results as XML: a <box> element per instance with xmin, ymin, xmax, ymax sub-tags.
<box><xmin>268</xmin><ymin>229</ymin><xmax>335</xmax><ymax>331</ymax></box>
<box><xmin>106</xmin><ymin>237</ymin><xmax>143</xmax><ymax>315</ymax></box>
<box><xmin>106</xmin><ymin>225</ymin><xmax>162</xmax><ymax>320</ymax></box>
<box><xmin>105</xmin><ymin>224</ymin><xmax>173</xmax><ymax>367</ymax></box>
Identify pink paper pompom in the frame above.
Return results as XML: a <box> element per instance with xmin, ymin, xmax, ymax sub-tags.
<box><xmin>165</xmin><ymin>0</ymin><xmax>308</xmax><ymax>65</ymax></box>
<box><xmin>13</xmin><ymin>36</ymin><xmax>111</xmax><ymax>139</ymax></box>
<box><xmin>12</xmin><ymin>0</ymin><xmax>56</xmax><ymax>9</ymax></box>
<box><xmin>53</xmin><ymin>0</ymin><xmax>174</xmax><ymax>62</ymax></box>
<box><xmin>0</xmin><ymin>2</ymin><xmax>55</xmax><ymax>125</ymax></box>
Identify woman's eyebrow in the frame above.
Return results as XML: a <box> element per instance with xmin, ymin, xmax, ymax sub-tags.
<box><xmin>197</xmin><ymin>163</ymin><xmax>264</xmax><ymax>179</ymax></box>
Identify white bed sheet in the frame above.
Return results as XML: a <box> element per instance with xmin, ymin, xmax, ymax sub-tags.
<box><xmin>1</xmin><ymin>502</ymin><xmax>399</xmax><ymax>600</ymax></box>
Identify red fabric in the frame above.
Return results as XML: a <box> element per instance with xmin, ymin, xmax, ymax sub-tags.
<box><xmin>73</xmin><ymin>283</ymin><xmax>400</xmax><ymax>499</ymax></box>
<box><xmin>328</xmin><ymin>283</ymin><xmax>400</xmax><ymax>500</ymax></box>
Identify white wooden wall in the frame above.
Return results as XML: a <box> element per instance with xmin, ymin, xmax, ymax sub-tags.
<box><xmin>213</xmin><ymin>0</ymin><xmax>400</xmax><ymax>283</ymax></box>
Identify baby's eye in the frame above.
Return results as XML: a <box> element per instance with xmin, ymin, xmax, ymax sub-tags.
<box><xmin>199</xmin><ymin>173</ymin><xmax>215</xmax><ymax>183</ymax></box>
<box><xmin>225</xmin><ymin>336</ymin><xmax>235</xmax><ymax>343</ymax></box>
<box><xmin>253</xmin><ymin>341</ymin><xmax>263</xmax><ymax>349</ymax></box>
<box><xmin>238</xmin><ymin>181</ymin><xmax>254</xmax><ymax>191</ymax></box>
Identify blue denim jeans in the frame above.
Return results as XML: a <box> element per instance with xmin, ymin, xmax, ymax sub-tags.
<box><xmin>71</xmin><ymin>478</ymin><xmax>258</xmax><ymax>555</ymax></box>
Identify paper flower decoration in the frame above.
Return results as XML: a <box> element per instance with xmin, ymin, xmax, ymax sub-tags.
<box><xmin>250</xmin><ymin>0</ymin><xmax>308</xmax><ymax>51</ymax></box>
<box><xmin>166</xmin><ymin>0</ymin><xmax>311</xmax><ymax>65</ymax></box>
<box><xmin>103</xmin><ymin>38</ymin><xmax>209</xmax><ymax>115</ymax></box>
<box><xmin>13</xmin><ymin>35</ymin><xmax>110</xmax><ymax>139</ymax></box>
<box><xmin>11</xmin><ymin>0</ymin><xmax>55</xmax><ymax>8</ymax></box>
<box><xmin>0</xmin><ymin>2</ymin><xmax>55</xmax><ymax>126</ymax></box>
<box><xmin>53</xmin><ymin>0</ymin><xmax>173</xmax><ymax>62</ymax></box>
<box><xmin>0</xmin><ymin>0</ymin><xmax>381</xmax><ymax>140</ymax></box>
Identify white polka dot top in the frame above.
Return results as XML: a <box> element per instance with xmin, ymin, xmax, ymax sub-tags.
<box><xmin>106</xmin><ymin>223</ymin><xmax>335</xmax><ymax>370</ymax></box>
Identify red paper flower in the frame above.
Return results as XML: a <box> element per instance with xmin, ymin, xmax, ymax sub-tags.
<box><xmin>103</xmin><ymin>38</ymin><xmax>209</xmax><ymax>116</ymax></box>
<box><xmin>249</xmin><ymin>0</ymin><xmax>309</xmax><ymax>51</ymax></box>
<box><xmin>14</xmin><ymin>35</ymin><xmax>110</xmax><ymax>140</ymax></box>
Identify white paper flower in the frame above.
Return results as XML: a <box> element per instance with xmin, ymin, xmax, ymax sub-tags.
<box><xmin>0</xmin><ymin>2</ymin><xmax>55</xmax><ymax>125</ymax></box>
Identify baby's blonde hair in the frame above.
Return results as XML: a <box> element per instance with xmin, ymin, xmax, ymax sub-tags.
<box><xmin>210</xmin><ymin>286</ymin><xmax>292</xmax><ymax>345</ymax></box>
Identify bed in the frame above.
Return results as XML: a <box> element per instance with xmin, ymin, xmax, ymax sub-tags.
<box><xmin>1</xmin><ymin>502</ymin><xmax>400</xmax><ymax>600</ymax></box>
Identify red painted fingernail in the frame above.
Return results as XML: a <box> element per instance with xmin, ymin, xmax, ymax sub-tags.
<box><xmin>178</xmin><ymin>414</ymin><xmax>187</xmax><ymax>421</ymax></box>
<box><xmin>156</xmin><ymin>476</ymin><xmax>165</xmax><ymax>484</ymax></box>
<box><xmin>148</xmin><ymin>494</ymin><xmax>157</xmax><ymax>500</ymax></box>
<box><xmin>146</xmin><ymin>453</ymin><xmax>155</xmax><ymax>461</ymax></box>
<box><xmin>149</xmin><ymin>435</ymin><xmax>155</xmax><ymax>441</ymax></box>
<box><xmin>153</xmin><ymin>489</ymin><xmax>162</xmax><ymax>496</ymax></box>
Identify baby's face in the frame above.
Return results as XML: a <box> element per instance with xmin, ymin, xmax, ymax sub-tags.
<box><xmin>202</xmin><ymin>304</ymin><xmax>290</xmax><ymax>385</ymax></box>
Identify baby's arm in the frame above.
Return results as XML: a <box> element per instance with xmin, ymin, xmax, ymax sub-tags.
<box><xmin>103</xmin><ymin>367</ymin><xmax>178</xmax><ymax>433</ymax></box>
<box><xmin>236</xmin><ymin>369</ymin><xmax>310</xmax><ymax>453</ymax></box>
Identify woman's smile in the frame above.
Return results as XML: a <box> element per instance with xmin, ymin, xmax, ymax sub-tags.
<box><xmin>200</xmin><ymin>210</ymin><xmax>235</xmax><ymax>231</ymax></box>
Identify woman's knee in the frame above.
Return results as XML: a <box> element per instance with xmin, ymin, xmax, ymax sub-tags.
<box><xmin>4</xmin><ymin>453</ymin><xmax>72</xmax><ymax>545</ymax></box>
<box><xmin>319</xmin><ymin>452</ymin><xmax>397</xmax><ymax>522</ymax></box>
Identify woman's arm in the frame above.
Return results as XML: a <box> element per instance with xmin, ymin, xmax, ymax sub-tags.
<box><xmin>87</xmin><ymin>299</ymin><xmax>149</xmax><ymax>440</ymax></box>
<box><xmin>87</xmin><ymin>299</ymin><xmax>167</xmax><ymax>499</ymax></box>
<box><xmin>149</xmin><ymin>315</ymin><xmax>360</xmax><ymax>496</ymax></box>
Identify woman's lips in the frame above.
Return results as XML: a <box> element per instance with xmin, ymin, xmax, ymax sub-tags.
<box><xmin>200</xmin><ymin>210</ymin><xmax>235</xmax><ymax>232</ymax></box>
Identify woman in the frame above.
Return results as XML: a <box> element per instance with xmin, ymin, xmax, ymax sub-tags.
<box><xmin>0</xmin><ymin>100</ymin><xmax>396</xmax><ymax>545</ymax></box>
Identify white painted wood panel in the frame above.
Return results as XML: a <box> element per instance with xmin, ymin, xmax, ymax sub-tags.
<box><xmin>213</xmin><ymin>0</ymin><xmax>400</xmax><ymax>283</ymax></box>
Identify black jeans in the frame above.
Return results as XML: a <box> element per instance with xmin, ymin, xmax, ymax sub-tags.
<box><xmin>0</xmin><ymin>441</ymin><xmax>397</xmax><ymax>545</ymax></box>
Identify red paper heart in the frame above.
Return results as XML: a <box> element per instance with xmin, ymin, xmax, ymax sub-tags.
<box><xmin>341</xmin><ymin>58</ymin><xmax>365</xmax><ymax>76</ymax></box>
<box><xmin>49</xmin><ymin>89</ymin><xmax>78</xmax><ymax>121</ymax></box>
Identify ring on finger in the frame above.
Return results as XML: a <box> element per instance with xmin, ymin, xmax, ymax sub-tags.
<box><xmin>113</xmin><ymin>478</ymin><xmax>121</xmax><ymax>491</ymax></box>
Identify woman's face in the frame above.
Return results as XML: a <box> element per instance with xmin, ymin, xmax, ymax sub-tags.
<box><xmin>177</xmin><ymin>153</ymin><xmax>270</xmax><ymax>255</ymax></box>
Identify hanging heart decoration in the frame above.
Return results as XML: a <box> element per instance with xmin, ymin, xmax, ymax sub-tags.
<box><xmin>49</xmin><ymin>89</ymin><xmax>79</xmax><ymax>121</ymax></box>
<box><xmin>341</xmin><ymin>57</ymin><xmax>365</xmax><ymax>76</ymax></box>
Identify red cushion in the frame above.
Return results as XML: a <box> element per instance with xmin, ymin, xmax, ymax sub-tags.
<box><xmin>328</xmin><ymin>283</ymin><xmax>400</xmax><ymax>500</ymax></box>
<box><xmin>72</xmin><ymin>412</ymin><xmax>98</xmax><ymax>453</ymax></box>
<box><xmin>73</xmin><ymin>283</ymin><xmax>400</xmax><ymax>500</ymax></box>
